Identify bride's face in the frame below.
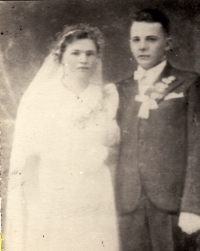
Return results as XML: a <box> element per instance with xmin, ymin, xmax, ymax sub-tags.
<box><xmin>62</xmin><ymin>38</ymin><xmax>99</xmax><ymax>79</ymax></box>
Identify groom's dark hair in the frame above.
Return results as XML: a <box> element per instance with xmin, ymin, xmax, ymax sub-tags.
<box><xmin>132</xmin><ymin>9</ymin><xmax>170</xmax><ymax>35</ymax></box>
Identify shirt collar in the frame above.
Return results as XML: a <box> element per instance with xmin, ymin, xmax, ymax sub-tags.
<box><xmin>135</xmin><ymin>60</ymin><xmax>167</xmax><ymax>85</ymax></box>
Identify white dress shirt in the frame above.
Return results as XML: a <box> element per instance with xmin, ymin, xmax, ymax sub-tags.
<box><xmin>134</xmin><ymin>60</ymin><xmax>167</xmax><ymax>95</ymax></box>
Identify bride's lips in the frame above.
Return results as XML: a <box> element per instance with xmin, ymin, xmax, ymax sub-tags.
<box><xmin>138</xmin><ymin>55</ymin><xmax>150</xmax><ymax>58</ymax></box>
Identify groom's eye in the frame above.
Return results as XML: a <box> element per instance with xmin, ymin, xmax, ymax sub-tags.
<box><xmin>131</xmin><ymin>37</ymin><xmax>140</xmax><ymax>43</ymax></box>
<box><xmin>147</xmin><ymin>36</ymin><xmax>157</xmax><ymax>42</ymax></box>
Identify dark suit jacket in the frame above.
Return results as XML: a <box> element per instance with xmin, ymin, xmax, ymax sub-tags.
<box><xmin>115</xmin><ymin>63</ymin><xmax>200</xmax><ymax>215</ymax></box>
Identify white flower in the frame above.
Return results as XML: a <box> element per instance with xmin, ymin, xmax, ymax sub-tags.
<box><xmin>135</xmin><ymin>94</ymin><xmax>149</xmax><ymax>102</ymax></box>
<box><xmin>150</xmin><ymin>92</ymin><xmax>163</xmax><ymax>100</ymax></box>
<box><xmin>161</xmin><ymin>76</ymin><xmax>176</xmax><ymax>84</ymax></box>
<box><xmin>154</xmin><ymin>82</ymin><xmax>168</xmax><ymax>93</ymax></box>
<box><xmin>168</xmin><ymin>76</ymin><xmax>176</xmax><ymax>81</ymax></box>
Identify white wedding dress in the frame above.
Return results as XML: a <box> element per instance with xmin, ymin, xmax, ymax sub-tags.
<box><xmin>4</xmin><ymin>76</ymin><xmax>120</xmax><ymax>251</ymax></box>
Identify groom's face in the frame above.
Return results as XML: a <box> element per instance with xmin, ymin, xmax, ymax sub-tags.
<box><xmin>130</xmin><ymin>21</ymin><xmax>170</xmax><ymax>70</ymax></box>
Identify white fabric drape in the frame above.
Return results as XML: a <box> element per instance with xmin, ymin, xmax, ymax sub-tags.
<box><xmin>4</xmin><ymin>53</ymin><xmax>120</xmax><ymax>251</ymax></box>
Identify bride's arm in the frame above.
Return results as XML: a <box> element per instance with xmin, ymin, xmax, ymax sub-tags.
<box><xmin>103</xmin><ymin>83</ymin><xmax>120</xmax><ymax>184</ymax></box>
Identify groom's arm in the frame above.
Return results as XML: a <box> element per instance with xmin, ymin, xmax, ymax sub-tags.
<box><xmin>179</xmin><ymin>75</ymin><xmax>200</xmax><ymax>234</ymax></box>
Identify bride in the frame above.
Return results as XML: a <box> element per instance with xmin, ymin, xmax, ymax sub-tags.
<box><xmin>4</xmin><ymin>24</ymin><xmax>120</xmax><ymax>251</ymax></box>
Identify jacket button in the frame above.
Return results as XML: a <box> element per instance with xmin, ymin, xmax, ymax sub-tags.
<box><xmin>139</xmin><ymin>127</ymin><xmax>144</xmax><ymax>132</ymax></box>
<box><xmin>139</xmin><ymin>163</ymin><xmax>145</xmax><ymax>168</ymax></box>
<box><xmin>139</xmin><ymin>140</ymin><xmax>144</xmax><ymax>145</ymax></box>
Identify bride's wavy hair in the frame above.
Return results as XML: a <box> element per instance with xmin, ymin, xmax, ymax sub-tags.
<box><xmin>51</xmin><ymin>24</ymin><xmax>105</xmax><ymax>63</ymax></box>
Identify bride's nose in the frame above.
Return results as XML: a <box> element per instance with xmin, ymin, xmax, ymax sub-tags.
<box><xmin>79</xmin><ymin>53</ymin><xmax>87</xmax><ymax>63</ymax></box>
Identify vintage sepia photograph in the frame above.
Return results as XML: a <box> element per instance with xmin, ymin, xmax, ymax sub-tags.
<box><xmin>1</xmin><ymin>0</ymin><xmax>200</xmax><ymax>250</ymax></box>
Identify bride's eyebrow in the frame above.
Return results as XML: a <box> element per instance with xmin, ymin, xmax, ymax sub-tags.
<box><xmin>86</xmin><ymin>50</ymin><xmax>95</xmax><ymax>53</ymax></box>
<box><xmin>71</xmin><ymin>49</ymin><xmax>96</xmax><ymax>53</ymax></box>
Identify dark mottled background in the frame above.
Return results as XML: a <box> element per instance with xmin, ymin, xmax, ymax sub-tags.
<box><xmin>1</xmin><ymin>0</ymin><xmax>200</xmax><ymax>224</ymax></box>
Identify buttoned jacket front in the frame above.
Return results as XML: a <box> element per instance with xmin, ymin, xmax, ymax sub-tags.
<box><xmin>115</xmin><ymin>63</ymin><xmax>200</xmax><ymax>215</ymax></box>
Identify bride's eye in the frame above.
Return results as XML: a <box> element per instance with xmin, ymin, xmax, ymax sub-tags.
<box><xmin>86</xmin><ymin>51</ymin><xmax>95</xmax><ymax>57</ymax></box>
<box><xmin>72</xmin><ymin>51</ymin><xmax>80</xmax><ymax>56</ymax></box>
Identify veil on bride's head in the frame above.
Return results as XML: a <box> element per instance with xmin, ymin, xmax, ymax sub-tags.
<box><xmin>24</xmin><ymin>24</ymin><xmax>105</xmax><ymax>100</ymax></box>
<box><xmin>52</xmin><ymin>23</ymin><xmax>104</xmax><ymax>63</ymax></box>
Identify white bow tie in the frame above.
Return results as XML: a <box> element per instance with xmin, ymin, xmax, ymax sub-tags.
<box><xmin>134</xmin><ymin>69</ymin><xmax>147</xmax><ymax>82</ymax></box>
<box><xmin>135</xmin><ymin>94</ymin><xmax>158</xmax><ymax>119</ymax></box>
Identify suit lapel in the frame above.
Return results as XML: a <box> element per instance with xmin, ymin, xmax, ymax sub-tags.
<box><xmin>126</xmin><ymin>76</ymin><xmax>140</xmax><ymax>112</ymax></box>
<box><xmin>150</xmin><ymin>63</ymin><xmax>184</xmax><ymax>104</ymax></box>
<box><xmin>119</xmin><ymin>76</ymin><xmax>140</xmax><ymax>129</ymax></box>
<box><xmin>158</xmin><ymin>63</ymin><xmax>182</xmax><ymax>103</ymax></box>
<box><xmin>122</xmin><ymin>75</ymin><xmax>139</xmax><ymax>101</ymax></box>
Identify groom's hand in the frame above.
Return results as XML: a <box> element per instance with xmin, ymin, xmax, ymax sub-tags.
<box><xmin>179</xmin><ymin>212</ymin><xmax>200</xmax><ymax>234</ymax></box>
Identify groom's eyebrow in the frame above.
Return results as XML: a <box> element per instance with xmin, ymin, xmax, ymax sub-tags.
<box><xmin>72</xmin><ymin>49</ymin><xmax>95</xmax><ymax>52</ymax></box>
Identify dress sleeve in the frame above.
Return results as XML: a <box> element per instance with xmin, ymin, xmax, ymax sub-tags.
<box><xmin>103</xmin><ymin>84</ymin><xmax>120</xmax><ymax>184</ymax></box>
<box><xmin>103</xmin><ymin>83</ymin><xmax>120</xmax><ymax>147</ymax></box>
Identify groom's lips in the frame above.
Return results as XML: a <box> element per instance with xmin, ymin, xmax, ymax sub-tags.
<box><xmin>77</xmin><ymin>67</ymin><xmax>89</xmax><ymax>69</ymax></box>
<box><xmin>138</xmin><ymin>55</ymin><xmax>150</xmax><ymax>58</ymax></box>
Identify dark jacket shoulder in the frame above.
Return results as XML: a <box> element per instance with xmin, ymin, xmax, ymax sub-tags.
<box><xmin>115</xmin><ymin>75</ymin><xmax>135</xmax><ymax>97</ymax></box>
<box><xmin>171</xmin><ymin>66</ymin><xmax>199</xmax><ymax>81</ymax></box>
<box><xmin>116</xmin><ymin>75</ymin><xmax>133</xmax><ymax>87</ymax></box>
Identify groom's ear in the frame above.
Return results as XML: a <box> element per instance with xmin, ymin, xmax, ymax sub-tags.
<box><xmin>164</xmin><ymin>36</ymin><xmax>173</xmax><ymax>52</ymax></box>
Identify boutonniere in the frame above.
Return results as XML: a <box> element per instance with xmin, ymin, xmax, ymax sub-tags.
<box><xmin>135</xmin><ymin>75</ymin><xmax>176</xmax><ymax>119</ymax></box>
<box><xmin>150</xmin><ymin>76</ymin><xmax>176</xmax><ymax>99</ymax></box>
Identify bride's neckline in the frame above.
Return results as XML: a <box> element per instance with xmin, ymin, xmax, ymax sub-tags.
<box><xmin>61</xmin><ymin>79</ymin><xmax>103</xmax><ymax>101</ymax></box>
<box><xmin>62</xmin><ymin>78</ymin><xmax>91</xmax><ymax>98</ymax></box>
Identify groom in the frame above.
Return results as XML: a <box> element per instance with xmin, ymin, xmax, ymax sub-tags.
<box><xmin>115</xmin><ymin>9</ymin><xmax>200</xmax><ymax>251</ymax></box>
